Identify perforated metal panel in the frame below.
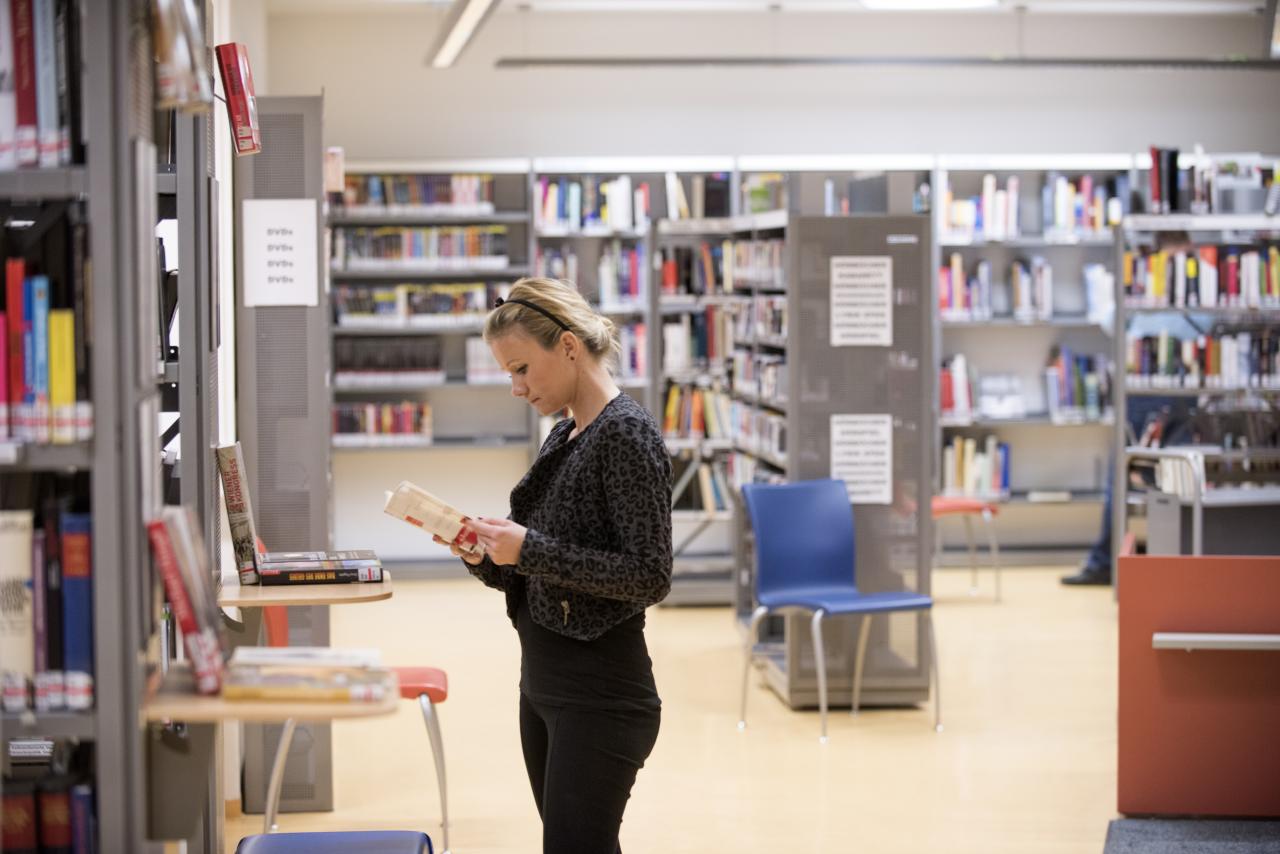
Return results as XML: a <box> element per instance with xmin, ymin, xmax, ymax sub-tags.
<box><xmin>235</xmin><ymin>96</ymin><xmax>335</xmax><ymax>816</ymax></box>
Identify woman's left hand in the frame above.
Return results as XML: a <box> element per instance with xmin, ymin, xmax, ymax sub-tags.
<box><xmin>466</xmin><ymin>517</ymin><xmax>527</xmax><ymax>566</ymax></box>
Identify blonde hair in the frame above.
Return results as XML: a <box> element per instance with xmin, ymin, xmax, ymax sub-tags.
<box><xmin>484</xmin><ymin>277</ymin><xmax>621</xmax><ymax>371</ymax></box>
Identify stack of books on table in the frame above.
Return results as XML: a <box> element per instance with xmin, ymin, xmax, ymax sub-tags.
<box><xmin>223</xmin><ymin>647</ymin><xmax>392</xmax><ymax>702</ymax></box>
<box><xmin>257</xmin><ymin>550</ymin><xmax>384</xmax><ymax>586</ymax></box>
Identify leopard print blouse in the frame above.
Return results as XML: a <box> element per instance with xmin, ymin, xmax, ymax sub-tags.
<box><xmin>465</xmin><ymin>392</ymin><xmax>673</xmax><ymax>641</ymax></box>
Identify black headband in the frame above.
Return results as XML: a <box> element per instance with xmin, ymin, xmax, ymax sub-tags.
<box><xmin>494</xmin><ymin>297</ymin><xmax>571</xmax><ymax>332</ymax></box>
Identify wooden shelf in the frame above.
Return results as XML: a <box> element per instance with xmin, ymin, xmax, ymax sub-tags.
<box><xmin>218</xmin><ymin>571</ymin><xmax>393</xmax><ymax>608</ymax></box>
<box><xmin>143</xmin><ymin>662</ymin><xmax>399</xmax><ymax>724</ymax></box>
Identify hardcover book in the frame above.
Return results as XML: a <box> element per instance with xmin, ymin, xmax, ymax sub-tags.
<box><xmin>215</xmin><ymin>442</ymin><xmax>261</xmax><ymax>584</ymax></box>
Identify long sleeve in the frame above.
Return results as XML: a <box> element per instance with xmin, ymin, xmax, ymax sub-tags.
<box><xmin>515</xmin><ymin>419</ymin><xmax>672</xmax><ymax>605</ymax></box>
<box><xmin>465</xmin><ymin>554</ymin><xmax>511</xmax><ymax>592</ymax></box>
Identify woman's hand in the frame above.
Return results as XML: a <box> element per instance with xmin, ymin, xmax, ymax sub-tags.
<box><xmin>432</xmin><ymin>533</ymin><xmax>486</xmax><ymax>566</ymax></box>
<box><xmin>465</xmin><ymin>517</ymin><xmax>527</xmax><ymax>566</ymax></box>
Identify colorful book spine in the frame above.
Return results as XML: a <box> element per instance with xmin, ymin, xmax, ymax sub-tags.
<box><xmin>31</xmin><ymin>0</ymin><xmax>56</xmax><ymax>167</ymax></box>
<box><xmin>30</xmin><ymin>274</ymin><xmax>49</xmax><ymax>442</ymax></box>
<box><xmin>48</xmin><ymin>308</ymin><xmax>74</xmax><ymax>443</ymax></box>
<box><xmin>258</xmin><ymin>565</ymin><xmax>384</xmax><ymax>586</ymax></box>
<box><xmin>0</xmin><ymin>309</ymin><xmax>7</xmax><ymax>438</ymax></box>
<box><xmin>215</xmin><ymin>442</ymin><xmax>261</xmax><ymax>584</ymax></box>
<box><xmin>61</xmin><ymin>511</ymin><xmax>92</xmax><ymax>710</ymax></box>
<box><xmin>69</xmin><ymin>783</ymin><xmax>94</xmax><ymax>854</ymax></box>
<box><xmin>214</xmin><ymin>42</ymin><xmax>261</xmax><ymax>156</ymax></box>
<box><xmin>11</xmin><ymin>0</ymin><xmax>37</xmax><ymax>167</ymax></box>
<box><xmin>7</xmin><ymin>259</ymin><xmax>23</xmax><ymax>440</ymax></box>
<box><xmin>146</xmin><ymin>518</ymin><xmax>222</xmax><ymax>694</ymax></box>
<box><xmin>0</xmin><ymin>1</ymin><xmax>15</xmax><ymax>171</ymax></box>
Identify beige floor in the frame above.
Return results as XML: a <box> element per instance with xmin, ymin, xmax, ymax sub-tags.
<box><xmin>224</xmin><ymin>567</ymin><xmax>1118</xmax><ymax>853</ymax></box>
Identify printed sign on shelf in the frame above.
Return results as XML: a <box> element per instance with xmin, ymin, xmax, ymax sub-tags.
<box><xmin>831</xmin><ymin>414</ymin><xmax>893</xmax><ymax>505</ymax></box>
<box><xmin>830</xmin><ymin>255</ymin><xmax>893</xmax><ymax>347</ymax></box>
<box><xmin>243</xmin><ymin>199</ymin><xmax>318</xmax><ymax>307</ymax></box>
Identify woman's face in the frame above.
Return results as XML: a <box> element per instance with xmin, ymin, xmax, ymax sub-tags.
<box><xmin>489</xmin><ymin>329</ymin><xmax>574</xmax><ymax>416</ymax></box>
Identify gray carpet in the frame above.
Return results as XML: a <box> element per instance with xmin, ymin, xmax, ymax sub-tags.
<box><xmin>1105</xmin><ymin>819</ymin><xmax>1280</xmax><ymax>853</ymax></box>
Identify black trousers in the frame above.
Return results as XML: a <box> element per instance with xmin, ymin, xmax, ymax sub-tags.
<box><xmin>519</xmin><ymin>693</ymin><xmax>661</xmax><ymax>854</ymax></box>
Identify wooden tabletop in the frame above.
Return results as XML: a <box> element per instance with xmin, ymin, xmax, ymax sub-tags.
<box><xmin>217</xmin><ymin>571</ymin><xmax>394</xmax><ymax>608</ymax></box>
<box><xmin>142</xmin><ymin>661</ymin><xmax>400</xmax><ymax>723</ymax></box>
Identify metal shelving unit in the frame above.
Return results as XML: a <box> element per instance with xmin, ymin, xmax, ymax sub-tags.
<box><xmin>933</xmin><ymin>156</ymin><xmax>1130</xmax><ymax>562</ymax></box>
<box><xmin>1112</xmin><ymin>209</ymin><xmax>1280</xmax><ymax>577</ymax></box>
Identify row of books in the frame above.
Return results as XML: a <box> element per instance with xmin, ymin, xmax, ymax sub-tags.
<box><xmin>338</xmin><ymin>173</ymin><xmax>496</xmax><ymax>213</ymax></box>
<box><xmin>615</xmin><ymin>322</ymin><xmax>648</xmax><ymax>381</ymax></box>
<box><xmin>2</xmin><ymin>236</ymin><xmax>94</xmax><ymax>444</ymax></box>
<box><xmin>1046</xmin><ymin>347</ymin><xmax>1113</xmax><ymax>422</ymax></box>
<box><xmin>331</xmin><ymin>226</ymin><xmax>510</xmax><ymax>270</ymax></box>
<box><xmin>940</xmin><ymin>172</ymin><xmax>1128</xmax><ymax>239</ymax></box>
<box><xmin>0</xmin><ymin>479</ymin><xmax>93</xmax><ymax>713</ymax></box>
<box><xmin>596</xmin><ymin>241</ymin><xmax>647</xmax><ymax>308</ymax></box>
<box><xmin>537</xmin><ymin>175</ymin><xmax>650</xmax><ymax>232</ymax></box>
<box><xmin>534</xmin><ymin>245</ymin><xmax>577</xmax><ymax>284</ymax></box>
<box><xmin>732</xmin><ymin>352</ymin><xmax>787</xmax><ymax>408</ymax></box>
<box><xmin>942</xmin><ymin>434</ymin><xmax>1012</xmax><ymax>499</ymax></box>
<box><xmin>726</xmin><ymin>450</ymin><xmax>786</xmax><ymax>489</ymax></box>
<box><xmin>671</xmin><ymin>456</ymin><xmax>733</xmax><ymax>513</ymax></box>
<box><xmin>333</xmin><ymin>402</ymin><xmax>433</xmax><ymax>440</ymax></box>
<box><xmin>1126</xmin><ymin>329</ymin><xmax>1280</xmax><ymax>390</ymax></box>
<box><xmin>661</xmin><ymin>382</ymin><xmax>733</xmax><ymax>441</ymax></box>
<box><xmin>0</xmin><ymin>0</ymin><xmax>86</xmax><ymax>171</ymax></box>
<box><xmin>741</xmin><ymin>173</ymin><xmax>785</xmax><ymax>215</ymax></box>
<box><xmin>2</xmin><ymin>767</ymin><xmax>95</xmax><ymax>854</ymax></box>
<box><xmin>731</xmin><ymin>408</ymin><xmax>787</xmax><ymax>468</ymax></box>
<box><xmin>1121</xmin><ymin>245</ymin><xmax>1280</xmax><ymax>309</ymax></box>
<box><xmin>662</xmin><ymin>309</ymin><xmax>735</xmax><ymax>373</ymax></box>
<box><xmin>743</xmin><ymin>295</ymin><xmax>787</xmax><ymax>342</ymax></box>
<box><xmin>334</xmin><ymin>336</ymin><xmax>442</xmax><ymax>376</ymax></box>
<box><xmin>331</xmin><ymin>282</ymin><xmax>509</xmax><ymax>328</ymax></box>
<box><xmin>938</xmin><ymin>255</ymin><xmax>1114</xmax><ymax>324</ymax></box>
<box><xmin>658</xmin><ymin>242</ymin><xmax>728</xmax><ymax>296</ymax></box>
<box><xmin>729</xmin><ymin>239</ymin><xmax>786</xmax><ymax>290</ymax></box>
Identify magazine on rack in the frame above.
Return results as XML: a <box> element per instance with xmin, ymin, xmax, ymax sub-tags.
<box><xmin>382</xmin><ymin>480</ymin><xmax>484</xmax><ymax>559</ymax></box>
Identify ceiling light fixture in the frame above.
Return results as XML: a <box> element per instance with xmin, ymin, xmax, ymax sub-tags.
<box><xmin>429</xmin><ymin>0</ymin><xmax>501</xmax><ymax>68</ymax></box>
<box><xmin>860</xmin><ymin>0</ymin><xmax>999</xmax><ymax>9</ymax></box>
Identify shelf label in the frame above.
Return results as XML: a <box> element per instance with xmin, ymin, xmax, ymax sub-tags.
<box><xmin>830</xmin><ymin>255</ymin><xmax>893</xmax><ymax>347</ymax></box>
<box><xmin>243</xmin><ymin>199</ymin><xmax>319</xmax><ymax>307</ymax></box>
<box><xmin>831</xmin><ymin>414</ymin><xmax>892</xmax><ymax>505</ymax></box>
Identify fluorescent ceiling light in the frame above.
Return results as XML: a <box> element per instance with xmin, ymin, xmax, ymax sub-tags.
<box><xmin>430</xmin><ymin>0</ymin><xmax>501</xmax><ymax>68</ymax></box>
<box><xmin>860</xmin><ymin>0</ymin><xmax>999</xmax><ymax>9</ymax></box>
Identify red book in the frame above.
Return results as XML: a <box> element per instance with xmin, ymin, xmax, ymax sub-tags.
<box><xmin>662</xmin><ymin>257</ymin><xmax>677</xmax><ymax>294</ymax></box>
<box><xmin>1226</xmin><ymin>252</ymin><xmax>1240</xmax><ymax>304</ymax></box>
<box><xmin>146</xmin><ymin>518</ymin><xmax>223</xmax><ymax>694</ymax></box>
<box><xmin>11</xmin><ymin>0</ymin><xmax>37</xmax><ymax>166</ymax></box>
<box><xmin>6</xmin><ymin>258</ymin><xmax>25</xmax><ymax>438</ymax></box>
<box><xmin>0</xmin><ymin>310</ymin><xmax>7</xmax><ymax>439</ymax></box>
<box><xmin>214</xmin><ymin>43</ymin><xmax>261</xmax><ymax>156</ymax></box>
<box><xmin>1148</xmin><ymin>146</ymin><xmax>1162</xmax><ymax>214</ymax></box>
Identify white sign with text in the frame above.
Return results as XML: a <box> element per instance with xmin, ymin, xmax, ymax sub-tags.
<box><xmin>831</xmin><ymin>414</ymin><xmax>893</xmax><ymax>505</ymax></box>
<box><xmin>830</xmin><ymin>255</ymin><xmax>893</xmax><ymax>347</ymax></box>
<box><xmin>243</xmin><ymin>199</ymin><xmax>318</xmax><ymax>307</ymax></box>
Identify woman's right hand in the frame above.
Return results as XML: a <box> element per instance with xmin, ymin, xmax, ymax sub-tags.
<box><xmin>433</xmin><ymin>533</ymin><xmax>485</xmax><ymax>565</ymax></box>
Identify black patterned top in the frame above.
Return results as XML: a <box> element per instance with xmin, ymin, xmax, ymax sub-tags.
<box><xmin>465</xmin><ymin>391</ymin><xmax>673</xmax><ymax>641</ymax></box>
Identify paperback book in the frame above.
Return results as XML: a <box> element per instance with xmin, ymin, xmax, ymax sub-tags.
<box><xmin>383</xmin><ymin>480</ymin><xmax>483</xmax><ymax>559</ymax></box>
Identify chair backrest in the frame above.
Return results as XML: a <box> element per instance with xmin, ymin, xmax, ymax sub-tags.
<box><xmin>740</xmin><ymin>479</ymin><xmax>857</xmax><ymax>595</ymax></box>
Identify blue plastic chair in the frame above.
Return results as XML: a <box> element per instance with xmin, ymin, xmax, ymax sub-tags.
<box><xmin>235</xmin><ymin>830</ymin><xmax>432</xmax><ymax>853</ymax></box>
<box><xmin>738</xmin><ymin>479</ymin><xmax>941</xmax><ymax>741</ymax></box>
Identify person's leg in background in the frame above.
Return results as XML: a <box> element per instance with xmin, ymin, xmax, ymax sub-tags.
<box><xmin>1062</xmin><ymin>457</ymin><xmax>1113</xmax><ymax>586</ymax></box>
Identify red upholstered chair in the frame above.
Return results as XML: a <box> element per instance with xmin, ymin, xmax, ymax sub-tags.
<box><xmin>930</xmin><ymin>496</ymin><xmax>1002</xmax><ymax>602</ymax></box>
<box><xmin>258</xmin><ymin>608</ymin><xmax>451</xmax><ymax>853</ymax></box>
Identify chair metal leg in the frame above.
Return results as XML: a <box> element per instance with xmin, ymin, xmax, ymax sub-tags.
<box><xmin>926</xmin><ymin>611</ymin><xmax>942</xmax><ymax>733</ymax></box>
<box><xmin>264</xmin><ymin>717</ymin><xmax>298</xmax><ymax>834</ymax></box>
<box><xmin>850</xmin><ymin>614</ymin><xmax>872</xmax><ymax>717</ymax></box>
<box><xmin>418</xmin><ymin>695</ymin><xmax>450</xmax><ymax>854</ymax></box>
<box><xmin>810</xmin><ymin>609</ymin><xmax>829</xmax><ymax>743</ymax></box>
<box><xmin>963</xmin><ymin>515</ymin><xmax>978</xmax><ymax>595</ymax></box>
<box><xmin>738</xmin><ymin>606</ymin><xmax>769</xmax><ymax>731</ymax></box>
<box><xmin>982</xmin><ymin>507</ymin><xmax>1001</xmax><ymax>603</ymax></box>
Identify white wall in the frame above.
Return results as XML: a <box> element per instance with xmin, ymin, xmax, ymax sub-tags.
<box><xmin>265</xmin><ymin>8</ymin><xmax>1280</xmax><ymax>159</ymax></box>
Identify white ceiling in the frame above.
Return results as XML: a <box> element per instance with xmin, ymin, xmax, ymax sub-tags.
<box><xmin>264</xmin><ymin>0</ymin><xmax>1266</xmax><ymax>15</ymax></box>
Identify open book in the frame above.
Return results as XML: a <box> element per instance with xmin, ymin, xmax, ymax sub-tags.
<box><xmin>383</xmin><ymin>480</ymin><xmax>483</xmax><ymax>559</ymax></box>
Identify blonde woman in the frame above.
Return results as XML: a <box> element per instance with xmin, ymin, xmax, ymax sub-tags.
<box><xmin>434</xmin><ymin>277</ymin><xmax>671</xmax><ymax>853</ymax></box>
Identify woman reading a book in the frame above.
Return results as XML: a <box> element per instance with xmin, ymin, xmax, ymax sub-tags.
<box><xmin>433</xmin><ymin>277</ymin><xmax>672</xmax><ymax>854</ymax></box>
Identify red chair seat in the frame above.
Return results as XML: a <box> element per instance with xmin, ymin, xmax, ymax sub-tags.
<box><xmin>930</xmin><ymin>496</ymin><xmax>999</xmax><ymax>518</ymax></box>
<box><xmin>392</xmin><ymin>666</ymin><xmax>448</xmax><ymax>704</ymax></box>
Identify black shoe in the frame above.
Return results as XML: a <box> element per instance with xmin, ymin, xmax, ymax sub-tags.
<box><xmin>1061</xmin><ymin>565</ymin><xmax>1111</xmax><ymax>586</ymax></box>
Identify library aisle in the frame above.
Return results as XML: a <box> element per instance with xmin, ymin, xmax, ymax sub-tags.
<box><xmin>224</xmin><ymin>567</ymin><xmax>1117</xmax><ymax>854</ymax></box>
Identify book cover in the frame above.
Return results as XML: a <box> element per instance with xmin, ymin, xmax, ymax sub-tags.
<box><xmin>48</xmin><ymin>308</ymin><xmax>73</xmax><ymax>443</ymax></box>
<box><xmin>222</xmin><ymin>662</ymin><xmax>390</xmax><ymax>703</ymax></box>
<box><xmin>214</xmin><ymin>42</ymin><xmax>260</xmax><ymax>156</ymax></box>
<box><xmin>258</xmin><ymin>565</ymin><xmax>383</xmax><ymax>586</ymax></box>
<box><xmin>382</xmin><ymin>480</ymin><xmax>483</xmax><ymax>558</ymax></box>
<box><xmin>0</xmin><ymin>510</ymin><xmax>34</xmax><ymax>712</ymax></box>
<box><xmin>146</xmin><ymin>509</ymin><xmax>223</xmax><ymax>695</ymax></box>
<box><xmin>2</xmin><ymin>778</ymin><xmax>38</xmax><ymax>852</ymax></box>
<box><xmin>31</xmin><ymin>0</ymin><xmax>55</xmax><ymax>168</ymax></box>
<box><xmin>31</xmin><ymin>274</ymin><xmax>49</xmax><ymax>443</ymax></box>
<box><xmin>60</xmin><ymin>510</ymin><xmax>91</xmax><ymax>710</ymax></box>
<box><xmin>11</xmin><ymin>0</ymin><xmax>36</xmax><ymax>166</ymax></box>
<box><xmin>215</xmin><ymin>442</ymin><xmax>261</xmax><ymax>584</ymax></box>
<box><xmin>0</xmin><ymin>0</ymin><xmax>15</xmax><ymax>171</ymax></box>
<box><xmin>36</xmin><ymin>775</ymin><xmax>72</xmax><ymax>853</ymax></box>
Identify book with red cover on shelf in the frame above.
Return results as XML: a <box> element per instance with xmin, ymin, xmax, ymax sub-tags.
<box><xmin>214</xmin><ymin>42</ymin><xmax>260</xmax><ymax>156</ymax></box>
